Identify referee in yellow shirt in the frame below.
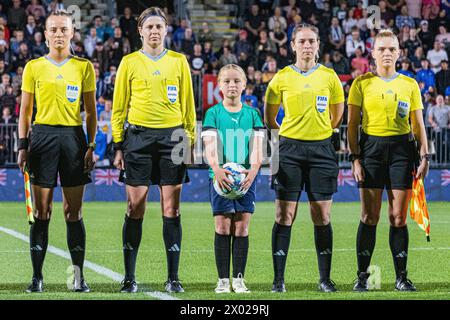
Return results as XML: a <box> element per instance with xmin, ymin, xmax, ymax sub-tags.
<box><xmin>265</xmin><ymin>24</ymin><xmax>345</xmax><ymax>293</ymax></box>
<box><xmin>348</xmin><ymin>29</ymin><xmax>429</xmax><ymax>292</ymax></box>
<box><xmin>111</xmin><ymin>7</ymin><xmax>196</xmax><ymax>293</ymax></box>
<box><xmin>17</xmin><ymin>11</ymin><xmax>97</xmax><ymax>293</ymax></box>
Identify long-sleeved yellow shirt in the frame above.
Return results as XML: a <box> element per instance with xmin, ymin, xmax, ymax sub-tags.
<box><xmin>111</xmin><ymin>49</ymin><xmax>197</xmax><ymax>144</ymax></box>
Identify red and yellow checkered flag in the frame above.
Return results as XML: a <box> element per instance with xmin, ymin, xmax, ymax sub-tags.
<box><xmin>410</xmin><ymin>177</ymin><xmax>430</xmax><ymax>242</ymax></box>
<box><xmin>23</xmin><ymin>169</ymin><xmax>34</xmax><ymax>225</ymax></box>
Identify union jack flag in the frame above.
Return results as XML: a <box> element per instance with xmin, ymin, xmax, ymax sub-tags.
<box><xmin>441</xmin><ymin>170</ymin><xmax>450</xmax><ymax>187</ymax></box>
<box><xmin>0</xmin><ymin>169</ymin><xmax>6</xmax><ymax>186</ymax></box>
<box><xmin>337</xmin><ymin>169</ymin><xmax>356</xmax><ymax>187</ymax></box>
<box><xmin>94</xmin><ymin>169</ymin><xmax>123</xmax><ymax>186</ymax></box>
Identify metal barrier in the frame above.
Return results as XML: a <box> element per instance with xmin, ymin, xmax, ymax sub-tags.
<box><xmin>1</xmin><ymin>124</ymin><xmax>449</xmax><ymax>168</ymax></box>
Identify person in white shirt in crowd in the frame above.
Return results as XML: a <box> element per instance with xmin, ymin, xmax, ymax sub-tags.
<box><xmin>346</xmin><ymin>26</ymin><xmax>365</xmax><ymax>58</ymax></box>
<box><xmin>427</xmin><ymin>40</ymin><xmax>449</xmax><ymax>74</ymax></box>
<box><xmin>268</xmin><ymin>6</ymin><xmax>287</xmax><ymax>31</ymax></box>
<box><xmin>84</xmin><ymin>27</ymin><xmax>100</xmax><ymax>58</ymax></box>
<box><xmin>435</xmin><ymin>26</ymin><xmax>450</xmax><ymax>45</ymax></box>
<box><xmin>427</xmin><ymin>95</ymin><xmax>450</xmax><ymax>162</ymax></box>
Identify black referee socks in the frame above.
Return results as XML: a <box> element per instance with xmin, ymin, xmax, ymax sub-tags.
<box><xmin>122</xmin><ymin>215</ymin><xmax>143</xmax><ymax>281</ymax></box>
<box><xmin>66</xmin><ymin>219</ymin><xmax>86</xmax><ymax>279</ymax></box>
<box><xmin>214</xmin><ymin>233</ymin><xmax>231</xmax><ymax>279</ymax></box>
<box><xmin>30</xmin><ymin>217</ymin><xmax>50</xmax><ymax>279</ymax></box>
<box><xmin>356</xmin><ymin>221</ymin><xmax>377</xmax><ymax>274</ymax></box>
<box><xmin>232</xmin><ymin>236</ymin><xmax>249</xmax><ymax>278</ymax></box>
<box><xmin>163</xmin><ymin>216</ymin><xmax>182</xmax><ymax>281</ymax></box>
<box><xmin>314</xmin><ymin>224</ymin><xmax>333</xmax><ymax>281</ymax></box>
<box><xmin>389</xmin><ymin>225</ymin><xmax>409</xmax><ymax>278</ymax></box>
<box><xmin>272</xmin><ymin>222</ymin><xmax>292</xmax><ymax>281</ymax></box>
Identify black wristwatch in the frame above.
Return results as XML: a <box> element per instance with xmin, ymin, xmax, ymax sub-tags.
<box><xmin>420</xmin><ymin>154</ymin><xmax>431</xmax><ymax>162</ymax></box>
<box><xmin>349</xmin><ymin>154</ymin><xmax>362</xmax><ymax>162</ymax></box>
<box><xmin>88</xmin><ymin>142</ymin><xmax>96</xmax><ymax>151</ymax></box>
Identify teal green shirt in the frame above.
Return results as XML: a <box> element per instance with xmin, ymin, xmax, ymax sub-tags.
<box><xmin>202</xmin><ymin>102</ymin><xmax>264</xmax><ymax>178</ymax></box>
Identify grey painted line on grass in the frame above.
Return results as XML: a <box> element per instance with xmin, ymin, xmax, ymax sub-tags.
<box><xmin>0</xmin><ymin>226</ymin><xmax>178</xmax><ymax>300</ymax></box>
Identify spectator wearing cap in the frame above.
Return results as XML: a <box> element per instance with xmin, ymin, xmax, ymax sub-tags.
<box><xmin>395</xmin><ymin>5</ymin><xmax>415</xmax><ymax>29</ymax></box>
<box><xmin>346</xmin><ymin>27</ymin><xmax>365</xmax><ymax>58</ymax></box>
<box><xmin>427</xmin><ymin>41</ymin><xmax>449</xmax><ymax>73</ymax></box>
<box><xmin>418</xmin><ymin>20</ymin><xmax>433</xmax><ymax>52</ymax></box>
<box><xmin>233</xmin><ymin>29</ymin><xmax>253</xmax><ymax>57</ymax></box>
<box><xmin>7</xmin><ymin>0</ymin><xmax>26</xmax><ymax>30</ymax></box>
<box><xmin>422</xmin><ymin>0</ymin><xmax>440</xmax><ymax>20</ymax></box>
<box><xmin>398</xmin><ymin>59</ymin><xmax>415</xmax><ymax>78</ymax></box>
<box><xmin>436</xmin><ymin>60</ymin><xmax>450</xmax><ymax>96</ymax></box>
<box><xmin>416</xmin><ymin>59</ymin><xmax>436</xmax><ymax>91</ymax></box>
<box><xmin>268</xmin><ymin>7</ymin><xmax>287</xmax><ymax>31</ymax></box>
<box><xmin>244</xmin><ymin>4</ymin><xmax>266</xmax><ymax>42</ymax></box>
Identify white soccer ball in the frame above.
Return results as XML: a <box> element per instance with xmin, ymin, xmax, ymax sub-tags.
<box><xmin>213</xmin><ymin>162</ymin><xmax>248</xmax><ymax>200</ymax></box>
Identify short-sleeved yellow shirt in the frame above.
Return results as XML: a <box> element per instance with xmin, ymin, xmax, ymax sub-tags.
<box><xmin>111</xmin><ymin>49</ymin><xmax>197</xmax><ymax>144</ymax></box>
<box><xmin>265</xmin><ymin>64</ymin><xmax>345</xmax><ymax>140</ymax></box>
<box><xmin>348</xmin><ymin>72</ymin><xmax>423</xmax><ymax>136</ymax></box>
<box><xmin>21</xmin><ymin>56</ymin><xmax>96</xmax><ymax>126</ymax></box>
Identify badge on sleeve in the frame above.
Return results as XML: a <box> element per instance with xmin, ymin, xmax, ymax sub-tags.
<box><xmin>316</xmin><ymin>95</ymin><xmax>328</xmax><ymax>113</ymax></box>
<box><xmin>167</xmin><ymin>85</ymin><xmax>178</xmax><ymax>103</ymax></box>
<box><xmin>397</xmin><ymin>100</ymin><xmax>409</xmax><ymax>118</ymax></box>
<box><xmin>66</xmin><ymin>85</ymin><xmax>80</xmax><ymax>103</ymax></box>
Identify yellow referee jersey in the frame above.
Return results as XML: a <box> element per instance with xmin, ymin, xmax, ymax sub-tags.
<box><xmin>265</xmin><ymin>64</ymin><xmax>344</xmax><ymax>140</ymax></box>
<box><xmin>21</xmin><ymin>56</ymin><xmax>96</xmax><ymax>126</ymax></box>
<box><xmin>111</xmin><ymin>49</ymin><xmax>197</xmax><ymax>144</ymax></box>
<box><xmin>348</xmin><ymin>72</ymin><xmax>423</xmax><ymax>136</ymax></box>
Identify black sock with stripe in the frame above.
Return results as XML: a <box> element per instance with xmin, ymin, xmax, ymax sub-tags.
<box><xmin>163</xmin><ymin>216</ymin><xmax>182</xmax><ymax>281</ymax></box>
<box><xmin>272</xmin><ymin>222</ymin><xmax>292</xmax><ymax>282</ymax></box>
<box><xmin>66</xmin><ymin>219</ymin><xmax>86</xmax><ymax>279</ymax></box>
<box><xmin>314</xmin><ymin>224</ymin><xmax>333</xmax><ymax>281</ymax></box>
<box><xmin>30</xmin><ymin>217</ymin><xmax>50</xmax><ymax>279</ymax></box>
<box><xmin>389</xmin><ymin>225</ymin><xmax>409</xmax><ymax>278</ymax></box>
<box><xmin>122</xmin><ymin>215</ymin><xmax>143</xmax><ymax>281</ymax></box>
<box><xmin>356</xmin><ymin>221</ymin><xmax>377</xmax><ymax>274</ymax></box>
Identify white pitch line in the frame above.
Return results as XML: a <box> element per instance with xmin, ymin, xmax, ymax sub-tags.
<box><xmin>0</xmin><ymin>226</ymin><xmax>178</xmax><ymax>300</ymax></box>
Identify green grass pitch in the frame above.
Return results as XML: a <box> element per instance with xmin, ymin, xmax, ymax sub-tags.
<box><xmin>0</xmin><ymin>201</ymin><xmax>449</xmax><ymax>300</ymax></box>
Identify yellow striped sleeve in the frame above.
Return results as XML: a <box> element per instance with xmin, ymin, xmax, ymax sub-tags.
<box><xmin>21</xmin><ymin>61</ymin><xmax>35</xmax><ymax>93</ymax></box>
<box><xmin>83</xmin><ymin>61</ymin><xmax>96</xmax><ymax>93</ymax></box>
<box><xmin>111</xmin><ymin>58</ymin><xmax>131</xmax><ymax>143</ymax></box>
<box><xmin>180</xmin><ymin>55</ymin><xmax>197</xmax><ymax>144</ymax></box>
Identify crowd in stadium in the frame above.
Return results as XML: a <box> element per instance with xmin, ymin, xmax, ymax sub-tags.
<box><xmin>0</xmin><ymin>0</ymin><xmax>450</xmax><ymax>165</ymax></box>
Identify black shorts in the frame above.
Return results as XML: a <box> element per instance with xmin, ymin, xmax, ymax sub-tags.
<box><xmin>359</xmin><ymin>133</ymin><xmax>414</xmax><ymax>190</ymax></box>
<box><xmin>29</xmin><ymin>124</ymin><xmax>92</xmax><ymax>188</ymax></box>
<box><xmin>120</xmin><ymin>124</ymin><xmax>190</xmax><ymax>186</ymax></box>
<box><xmin>272</xmin><ymin>136</ymin><xmax>339</xmax><ymax>196</ymax></box>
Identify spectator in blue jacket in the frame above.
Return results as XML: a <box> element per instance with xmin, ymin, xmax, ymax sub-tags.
<box><xmin>398</xmin><ymin>59</ymin><xmax>415</xmax><ymax>78</ymax></box>
<box><xmin>416</xmin><ymin>59</ymin><xmax>436</xmax><ymax>92</ymax></box>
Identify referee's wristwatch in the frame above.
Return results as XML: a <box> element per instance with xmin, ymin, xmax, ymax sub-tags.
<box><xmin>88</xmin><ymin>142</ymin><xmax>96</xmax><ymax>151</ymax></box>
<box><xmin>420</xmin><ymin>154</ymin><xmax>431</xmax><ymax>162</ymax></box>
<box><xmin>349</xmin><ymin>154</ymin><xmax>362</xmax><ymax>163</ymax></box>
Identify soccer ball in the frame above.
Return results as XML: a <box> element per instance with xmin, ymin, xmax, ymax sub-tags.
<box><xmin>213</xmin><ymin>162</ymin><xmax>248</xmax><ymax>200</ymax></box>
